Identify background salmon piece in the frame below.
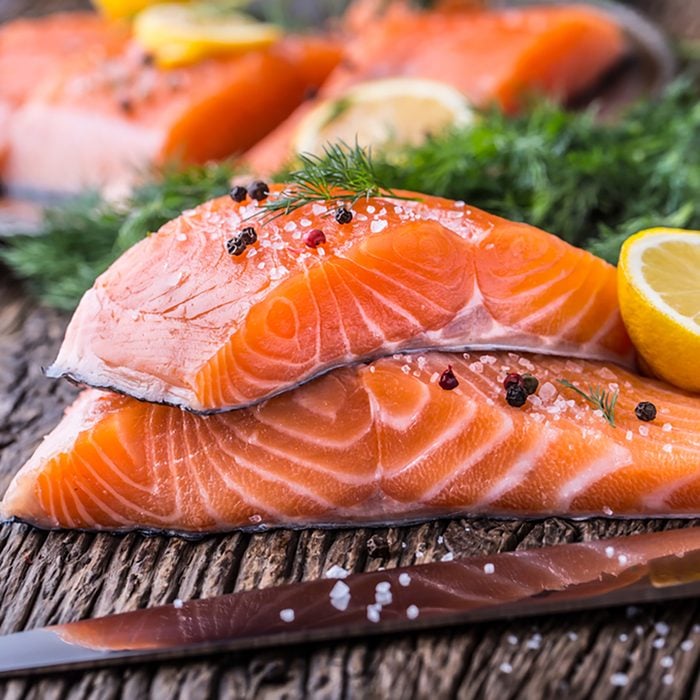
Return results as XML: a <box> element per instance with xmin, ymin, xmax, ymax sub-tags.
<box><xmin>0</xmin><ymin>12</ymin><xmax>128</xmax><ymax>168</ymax></box>
<box><xmin>47</xmin><ymin>189</ymin><xmax>633</xmax><ymax>413</ymax></box>
<box><xmin>5</xmin><ymin>352</ymin><xmax>700</xmax><ymax>533</ymax></box>
<box><xmin>246</xmin><ymin>2</ymin><xmax>626</xmax><ymax>173</ymax></box>
<box><xmin>1</xmin><ymin>18</ymin><xmax>341</xmax><ymax>194</ymax></box>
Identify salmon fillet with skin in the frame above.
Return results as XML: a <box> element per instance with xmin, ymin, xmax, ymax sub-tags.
<box><xmin>245</xmin><ymin>2</ymin><xmax>626</xmax><ymax>173</ymax></box>
<box><xmin>2</xmin><ymin>33</ymin><xmax>341</xmax><ymax>194</ymax></box>
<box><xmin>47</xmin><ymin>188</ymin><xmax>634</xmax><ymax>413</ymax></box>
<box><xmin>5</xmin><ymin>352</ymin><xmax>700</xmax><ymax>534</ymax></box>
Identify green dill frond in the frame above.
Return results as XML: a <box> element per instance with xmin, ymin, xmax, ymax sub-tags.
<box><xmin>558</xmin><ymin>379</ymin><xmax>619</xmax><ymax>427</ymax></box>
<box><xmin>258</xmin><ymin>141</ymin><xmax>417</xmax><ymax>222</ymax></box>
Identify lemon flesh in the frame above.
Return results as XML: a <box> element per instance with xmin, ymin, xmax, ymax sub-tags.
<box><xmin>293</xmin><ymin>78</ymin><xmax>473</xmax><ymax>157</ymax></box>
<box><xmin>92</xmin><ymin>0</ymin><xmax>185</xmax><ymax>21</ymax></box>
<box><xmin>618</xmin><ymin>228</ymin><xmax>700</xmax><ymax>392</ymax></box>
<box><xmin>133</xmin><ymin>2</ymin><xmax>281</xmax><ymax>68</ymax></box>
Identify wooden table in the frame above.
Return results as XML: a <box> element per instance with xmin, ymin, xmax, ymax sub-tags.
<box><xmin>2</xmin><ymin>2</ymin><xmax>700</xmax><ymax>698</ymax></box>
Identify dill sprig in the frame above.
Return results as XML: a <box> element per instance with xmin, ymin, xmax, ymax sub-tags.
<box><xmin>558</xmin><ymin>379</ymin><xmax>619</xmax><ymax>427</ymax></box>
<box><xmin>259</xmin><ymin>142</ymin><xmax>418</xmax><ymax>222</ymax></box>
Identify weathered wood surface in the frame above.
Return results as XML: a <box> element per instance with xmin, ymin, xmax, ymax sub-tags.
<box><xmin>3</xmin><ymin>1</ymin><xmax>700</xmax><ymax>698</ymax></box>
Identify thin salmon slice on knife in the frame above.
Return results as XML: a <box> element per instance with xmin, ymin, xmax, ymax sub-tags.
<box><xmin>4</xmin><ymin>352</ymin><xmax>700</xmax><ymax>533</ymax></box>
<box><xmin>46</xmin><ymin>188</ymin><xmax>634</xmax><ymax>413</ymax></box>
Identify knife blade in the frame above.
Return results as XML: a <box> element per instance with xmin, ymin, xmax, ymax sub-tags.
<box><xmin>2</xmin><ymin>526</ymin><xmax>700</xmax><ymax>678</ymax></box>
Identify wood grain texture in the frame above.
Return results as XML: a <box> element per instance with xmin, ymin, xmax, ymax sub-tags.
<box><xmin>2</xmin><ymin>1</ymin><xmax>700</xmax><ymax>697</ymax></box>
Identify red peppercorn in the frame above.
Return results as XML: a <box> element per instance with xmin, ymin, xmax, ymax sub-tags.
<box><xmin>503</xmin><ymin>373</ymin><xmax>523</xmax><ymax>390</ymax></box>
<box><xmin>303</xmin><ymin>229</ymin><xmax>326</xmax><ymax>248</ymax></box>
<box><xmin>439</xmin><ymin>365</ymin><xmax>459</xmax><ymax>391</ymax></box>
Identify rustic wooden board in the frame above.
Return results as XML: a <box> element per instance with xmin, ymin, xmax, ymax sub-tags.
<box><xmin>3</xmin><ymin>1</ymin><xmax>700</xmax><ymax>697</ymax></box>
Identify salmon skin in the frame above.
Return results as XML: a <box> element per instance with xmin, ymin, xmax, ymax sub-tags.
<box><xmin>246</xmin><ymin>1</ymin><xmax>626</xmax><ymax>173</ymax></box>
<box><xmin>0</xmin><ymin>14</ymin><xmax>341</xmax><ymax>194</ymax></box>
<box><xmin>47</xmin><ymin>188</ymin><xmax>633</xmax><ymax>413</ymax></box>
<box><xmin>5</xmin><ymin>351</ymin><xmax>700</xmax><ymax>534</ymax></box>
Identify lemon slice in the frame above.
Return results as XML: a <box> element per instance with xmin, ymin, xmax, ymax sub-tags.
<box><xmin>92</xmin><ymin>0</ymin><xmax>185</xmax><ymax>21</ymax></box>
<box><xmin>618</xmin><ymin>228</ymin><xmax>700</xmax><ymax>391</ymax></box>
<box><xmin>133</xmin><ymin>2</ymin><xmax>281</xmax><ymax>68</ymax></box>
<box><xmin>293</xmin><ymin>78</ymin><xmax>474</xmax><ymax>157</ymax></box>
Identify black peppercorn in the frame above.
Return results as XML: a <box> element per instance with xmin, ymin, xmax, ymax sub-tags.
<box><xmin>439</xmin><ymin>365</ymin><xmax>459</xmax><ymax>391</ymax></box>
<box><xmin>118</xmin><ymin>97</ymin><xmax>133</xmax><ymax>114</ymax></box>
<box><xmin>335</xmin><ymin>206</ymin><xmax>353</xmax><ymax>224</ymax></box>
<box><xmin>240</xmin><ymin>226</ymin><xmax>257</xmax><ymax>245</ymax></box>
<box><xmin>522</xmin><ymin>374</ymin><xmax>539</xmax><ymax>396</ymax></box>
<box><xmin>247</xmin><ymin>180</ymin><xmax>269</xmax><ymax>201</ymax></box>
<box><xmin>506</xmin><ymin>384</ymin><xmax>528</xmax><ymax>408</ymax></box>
<box><xmin>229</xmin><ymin>185</ymin><xmax>247</xmax><ymax>203</ymax></box>
<box><xmin>226</xmin><ymin>236</ymin><xmax>247</xmax><ymax>256</ymax></box>
<box><xmin>635</xmin><ymin>401</ymin><xmax>657</xmax><ymax>422</ymax></box>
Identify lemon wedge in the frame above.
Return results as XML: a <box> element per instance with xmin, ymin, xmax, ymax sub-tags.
<box><xmin>293</xmin><ymin>77</ymin><xmax>473</xmax><ymax>157</ymax></box>
<box><xmin>92</xmin><ymin>0</ymin><xmax>183</xmax><ymax>21</ymax></box>
<box><xmin>133</xmin><ymin>2</ymin><xmax>281</xmax><ymax>68</ymax></box>
<box><xmin>618</xmin><ymin>228</ymin><xmax>700</xmax><ymax>392</ymax></box>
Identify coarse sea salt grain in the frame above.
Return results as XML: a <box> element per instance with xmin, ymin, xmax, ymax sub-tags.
<box><xmin>681</xmin><ymin>639</ymin><xmax>694</xmax><ymax>652</ymax></box>
<box><xmin>653</xmin><ymin>638</ymin><xmax>666</xmax><ymax>649</ymax></box>
<box><xmin>370</xmin><ymin>219</ymin><xmax>388</xmax><ymax>234</ymax></box>
<box><xmin>660</xmin><ymin>656</ymin><xmax>674</xmax><ymax>668</ymax></box>
<box><xmin>483</xmin><ymin>563</ymin><xmax>495</xmax><ymax>574</ymax></box>
<box><xmin>639</xmin><ymin>425</ymin><xmax>650</xmax><ymax>437</ymax></box>
<box><xmin>330</xmin><ymin>580</ymin><xmax>350</xmax><ymax>599</ymax></box>
<box><xmin>399</xmin><ymin>573</ymin><xmax>411</xmax><ymax>587</ymax></box>
<box><xmin>568</xmin><ymin>632</ymin><xmax>578</xmax><ymax>641</ymax></box>
<box><xmin>663</xmin><ymin>444</ymin><xmax>673</xmax><ymax>454</ymax></box>
<box><xmin>655</xmin><ymin>622</ymin><xmax>670</xmax><ymax>636</ymax></box>
<box><xmin>626</xmin><ymin>430</ymin><xmax>634</xmax><ymax>441</ymax></box>
<box><xmin>441</xmin><ymin>552</ymin><xmax>454</xmax><ymax>562</ymax></box>
<box><xmin>284</xmin><ymin>221</ymin><xmax>297</xmax><ymax>232</ymax></box>
<box><xmin>618</xmin><ymin>554</ymin><xmax>629</xmax><ymax>566</ymax></box>
<box><xmin>331</xmin><ymin>594</ymin><xmax>350</xmax><ymax>612</ymax></box>
<box><xmin>173</xmin><ymin>598</ymin><xmax>184</xmax><ymax>609</ymax></box>
<box><xmin>279</xmin><ymin>608</ymin><xmax>295</xmax><ymax>623</ymax></box>
<box><xmin>610</xmin><ymin>673</ymin><xmax>629</xmax><ymax>687</ymax></box>
<box><xmin>325</xmin><ymin>564</ymin><xmax>349</xmax><ymax>579</ymax></box>
<box><xmin>663</xmin><ymin>423</ymin><xmax>673</xmax><ymax>432</ymax></box>
<box><xmin>507</xmin><ymin>634</ymin><xmax>518</xmax><ymax>645</ymax></box>
<box><xmin>605</xmin><ymin>546</ymin><xmax>615</xmax><ymax>558</ymax></box>
<box><xmin>367</xmin><ymin>604</ymin><xmax>381</xmax><ymax>623</ymax></box>
<box><xmin>406</xmin><ymin>605</ymin><xmax>420</xmax><ymax>620</ymax></box>
<box><xmin>499</xmin><ymin>662</ymin><xmax>513</xmax><ymax>674</ymax></box>
<box><xmin>662</xmin><ymin>674</ymin><xmax>674</xmax><ymax>686</ymax></box>
<box><xmin>619</xmin><ymin>634</ymin><xmax>628</xmax><ymax>642</ymax></box>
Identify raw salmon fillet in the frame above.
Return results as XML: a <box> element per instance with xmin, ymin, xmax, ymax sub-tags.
<box><xmin>0</xmin><ymin>12</ymin><xmax>128</xmax><ymax>168</ymax></box>
<box><xmin>5</xmin><ymin>352</ymin><xmax>700</xmax><ymax>533</ymax></box>
<box><xmin>1</xmin><ymin>24</ymin><xmax>341</xmax><ymax>194</ymax></box>
<box><xmin>47</xmin><ymin>189</ymin><xmax>634</xmax><ymax>412</ymax></box>
<box><xmin>246</xmin><ymin>1</ymin><xmax>626</xmax><ymax>173</ymax></box>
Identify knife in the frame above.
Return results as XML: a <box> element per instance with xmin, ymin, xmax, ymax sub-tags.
<box><xmin>2</xmin><ymin>526</ymin><xmax>700</xmax><ymax>678</ymax></box>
